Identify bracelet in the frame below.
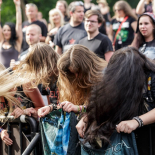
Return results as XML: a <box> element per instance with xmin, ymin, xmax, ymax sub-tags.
<box><xmin>79</xmin><ymin>106</ymin><xmax>82</xmax><ymax>113</ymax></box>
<box><xmin>48</xmin><ymin>105</ymin><xmax>52</xmax><ymax>112</ymax></box>
<box><xmin>77</xmin><ymin>105</ymin><xmax>80</xmax><ymax>113</ymax></box>
<box><xmin>51</xmin><ymin>104</ymin><xmax>57</xmax><ymax>111</ymax></box>
<box><xmin>83</xmin><ymin>106</ymin><xmax>86</xmax><ymax>112</ymax></box>
<box><xmin>133</xmin><ymin>116</ymin><xmax>144</xmax><ymax>128</ymax></box>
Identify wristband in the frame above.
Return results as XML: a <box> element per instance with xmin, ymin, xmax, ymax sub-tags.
<box><xmin>51</xmin><ymin>104</ymin><xmax>57</xmax><ymax>111</ymax></box>
<box><xmin>77</xmin><ymin>105</ymin><xmax>80</xmax><ymax>113</ymax></box>
<box><xmin>0</xmin><ymin>127</ymin><xmax>3</xmax><ymax>133</ymax></box>
<box><xmin>80</xmin><ymin>106</ymin><xmax>82</xmax><ymax>113</ymax></box>
<box><xmin>133</xmin><ymin>116</ymin><xmax>144</xmax><ymax>128</ymax></box>
<box><xmin>48</xmin><ymin>105</ymin><xmax>52</xmax><ymax>112</ymax></box>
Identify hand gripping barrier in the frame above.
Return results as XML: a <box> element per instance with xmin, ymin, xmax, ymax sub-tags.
<box><xmin>0</xmin><ymin>115</ymin><xmax>40</xmax><ymax>155</ymax></box>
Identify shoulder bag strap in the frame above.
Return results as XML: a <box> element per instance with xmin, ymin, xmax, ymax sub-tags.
<box><xmin>112</xmin><ymin>16</ymin><xmax>129</xmax><ymax>46</ymax></box>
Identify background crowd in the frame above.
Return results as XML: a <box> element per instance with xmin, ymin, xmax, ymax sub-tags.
<box><xmin>0</xmin><ymin>0</ymin><xmax>155</xmax><ymax>155</ymax></box>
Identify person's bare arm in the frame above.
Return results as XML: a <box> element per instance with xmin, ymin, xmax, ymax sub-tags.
<box><xmin>14</xmin><ymin>0</ymin><xmax>22</xmax><ymax>52</ymax></box>
<box><xmin>105</xmin><ymin>51</ymin><xmax>113</xmax><ymax>62</ymax></box>
<box><xmin>116</xmin><ymin>108</ymin><xmax>155</xmax><ymax>134</ymax></box>
<box><xmin>131</xmin><ymin>21</ymin><xmax>137</xmax><ymax>32</ymax></box>
<box><xmin>40</xmin><ymin>36</ymin><xmax>46</xmax><ymax>42</ymax></box>
<box><xmin>136</xmin><ymin>0</ymin><xmax>145</xmax><ymax>15</ymax></box>
<box><xmin>55</xmin><ymin>45</ymin><xmax>63</xmax><ymax>55</ymax></box>
<box><xmin>0</xmin><ymin>0</ymin><xmax>4</xmax><ymax>43</ymax></box>
<box><xmin>108</xmin><ymin>25</ymin><xmax>113</xmax><ymax>42</ymax></box>
<box><xmin>23</xmin><ymin>84</ymin><xmax>45</xmax><ymax>110</ymax></box>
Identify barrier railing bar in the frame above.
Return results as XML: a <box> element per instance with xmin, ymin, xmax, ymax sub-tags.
<box><xmin>22</xmin><ymin>133</ymin><xmax>40</xmax><ymax>155</ymax></box>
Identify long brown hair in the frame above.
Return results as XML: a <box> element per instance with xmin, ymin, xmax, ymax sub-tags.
<box><xmin>15</xmin><ymin>43</ymin><xmax>59</xmax><ymax>87</ymax></box>
<box><xmin>57</xmin><ymin>45</ymin><xmax>107</xmax><ymax>105</ymax></box>
<box><xmin>113</xmin><ymin>1</ymin><xmax>137</xmax><ymax>20</ymax></box>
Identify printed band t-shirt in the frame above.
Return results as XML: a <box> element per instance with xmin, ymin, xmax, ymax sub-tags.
<box><xmin>139</xmin><ymin>39</ymin><xmax>155</xmax><ymax>60</ymax></box>
<box><xmin>111</xmin><ymin>16</ymin><xmax>136</xmax><ymax>50</ymax></box>
<box><xmin>41</xmin><ymin>82</ymin><xmax>59</xmax><ymax>105</ymax></box>
<box><xmin>144</xmin><ymin>2</ymin><xmax>152</xmax><ymax>13</ymax></box>
<box><xmin>54</xmin><ymin>22</ymin><xmax>87</xmax><ymax>53</ymax></box>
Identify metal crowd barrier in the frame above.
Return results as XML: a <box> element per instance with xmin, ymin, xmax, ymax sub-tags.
<box><xmin>0</xmin><ymin>115</ymin><xmax>41</xmax><ymax>155</ymax></box>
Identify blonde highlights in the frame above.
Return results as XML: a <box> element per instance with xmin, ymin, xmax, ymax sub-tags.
<box><xmin>48</xmin><ymin>9</ymin><xmax>64</xmax><ymax>31</ymax></box>
<box><xmin>15</xmin><ymin>43</ymin><xmax>59</xmax><ymax>87</ymax></box>
<box><xmin>57</xmin><ymin>45</ymin><xmax>107</xmax><ymax>105</ymax></box>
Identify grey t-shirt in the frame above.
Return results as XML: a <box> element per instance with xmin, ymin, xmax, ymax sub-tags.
<box><xmin>54</xmin><ymin>22</ymin><xmax>87</xmax><ymax>53</ymax></box>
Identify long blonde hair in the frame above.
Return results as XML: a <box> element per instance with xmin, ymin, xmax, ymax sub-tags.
<box><xmin>0</xmin><ymin>64</ymin><xmax>30</xmax><ymax>115</ymax></box>
<box><xmin>48</xmin><ymin>9</ymin><xmax>64</xmax><ymax>31</ymax></box>
<box><xmin>57</xmin><ymin>45</ymin><xmax>107</xmax><ymax>105</ymax></box>
<box><xmin>113</xmin><ymin>1</ymin><xmax>137</xmax><ymax>20</ymax></box>
<box><xmin>15</xmin><ymin>43</ymin><xmax>59</xmax><ymax>87</ymax></box>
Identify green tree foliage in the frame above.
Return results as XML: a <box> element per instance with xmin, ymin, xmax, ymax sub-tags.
<box><xmin>0</xmin><ymin>0</ymin><xmax>139</xmax><ymax>24</ymax></box>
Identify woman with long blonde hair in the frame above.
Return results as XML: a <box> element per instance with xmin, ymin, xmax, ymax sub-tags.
<box><xmin>109</xmin><ymin>0</ymin><xmax>137</xmax><ymax>51</ymax></box>
<box><xmin>0</xmin><ymin>43</ymin><xmax>59</xmax><ymax>146</ymax></box>
<box><xmin>0</xmin><ymin>61</ymin><xmax>45</xmax><ymax>146</ymax></box>
<box><xmin>46</xmin><ymin>9</ymin><xmax>64</xmax><ymax>47</ymax></box>
<box><xmin>56</xmin><ymin>0</ymin><xmax>70</xmax><ymax>23</ymax></box>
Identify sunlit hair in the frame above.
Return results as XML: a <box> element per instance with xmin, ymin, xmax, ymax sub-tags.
<box><xmin>57</xmin><ymin>45</ymin><xmax>107</xmax><ymax>105</ymax></box>
<box><xmin>15</xmin><ymin>43</ymin><xmax>59</xmax><ymax>87</ymax></box>
<box><xmin>25</xmin><ymin>3</ymin><xmax>38</xmax><ymax>10</ymax></box>
<box><xmin>48</xmin><ymin>9</ymin><xmax>64</xmax><ymax>31</ymax></box>
<box><xmin>0</xmin><ymin>64</ymin><xmax>30</xmax><ymax>115</ymax></box>
<box><xmin>113</xmin><ymin>1</ymin><xmax>137</xmax><ymax>20</ymax></box>
<box><xmin>147</xmin><ymin>0</ymin><xmax>152</xmax><ymax>4</ymax></box>
<box><xmin>97</xmin><ymin>0</ymin><xmax>108</xmax><ymax>6</ymax></box>
<box><xmin>84</xmin><ymin>47</ymin><xmax>155</xmax><ymax>144</ymax></box>
<box><xmin>56</xmin><ymin>0</ymin><xmax>69</xmax><ymax>16</ymax></box>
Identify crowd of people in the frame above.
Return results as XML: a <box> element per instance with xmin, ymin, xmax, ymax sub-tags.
<box><xmin>0</xmin><ymin>0</ymin><xmax>155</xmax><ymax>154</ymax></box>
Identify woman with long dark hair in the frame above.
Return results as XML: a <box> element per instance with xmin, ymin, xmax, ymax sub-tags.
<box><xmin>0</xmin><ymin>0</ymin><xmax>22</xmax><ymax>68</ymax></box>
<box><xmin>131</xmin><ymin>12</ymin><xmax>155</xmax><ymax>60</ymax></box>
<box><xmin>76</xmin><ymin>47</ymin><xmax>155</xmax><ymax>154</ymax></box>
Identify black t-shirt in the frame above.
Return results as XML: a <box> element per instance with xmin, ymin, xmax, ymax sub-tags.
<box><xmin>41</xmin><ymin>82</ymin><xmax>59</xmax><ymax>105</ymax></box>
<box><xmin>54</xmin><ymin>22</ymin><xmax>87</xmax><ymax>53</ymax></box>
<box><xmin>139</xmin><ymin>39</ymin><xmax>155</xmax><ymax>60</ymax></box>
<box><xmin>64</xmin><ymin>15</ymin><xmax>70</xmax><ymax>24</ymax></box>
<box><xmin>144</xmin><ymin>2</ymin><xmax>152</xmax><ymax>13</ymax></box>
<box><xmin>99</xmin><ymin>23</ymin><xmax>107</xmax><ymax>35</ymax></box>
<box><xmin>79</xmin><ymin>33</ymin><xmax>113</xmax><ymax>59</ymax></box>
<box><xmin>111</xmin><ymin>16</ymin><xmax>136</xmax><ymax>50</ymax></box>
<box><xmin>22</xmin><ymin>20</ymin><xmax>47</xmax><ymax>51</ymax></box>
<box><xmin>103</xmin><ymin>13</ymin><xmax>110</xmax><ymax>23</ymax></box>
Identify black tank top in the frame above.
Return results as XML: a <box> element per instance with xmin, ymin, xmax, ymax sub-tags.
<box><xmin>0</xmin><ymin>44</ymin><xmax>18</xmax><ymax>68</ymax></box>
